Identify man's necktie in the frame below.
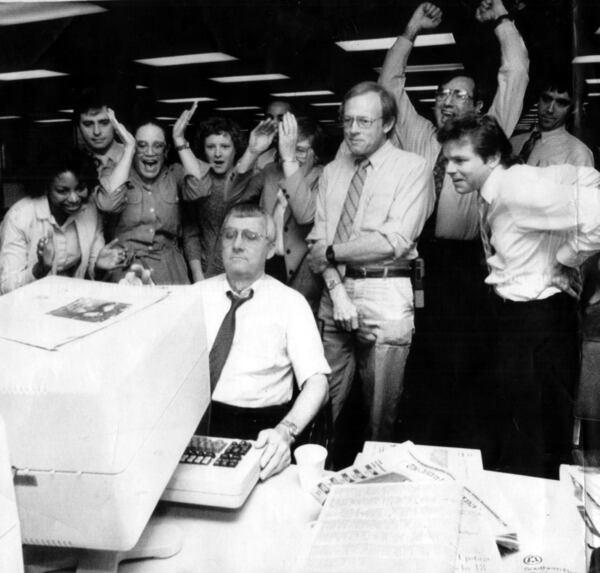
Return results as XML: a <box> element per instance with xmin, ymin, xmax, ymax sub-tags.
<box><xmin>421</xmin><ymin>148</ymin><xmax>448</xmax><ymax>240</ymax></box>
<box><xmin>519</xmin><ymin>129</ymin><xmax>541</xmax><ymax>163</ymax></box>
<box><xmin>478</xmin><ymin>197</ymin><xmax>494</xmax><ymax>272</ymax></box>
<box><xmin>333</xmin><ymin>158</ymin><xmax>370</xmax><ymax>244</ymax></box>
<box><xmin>209</xmin><ymin>290</ymin><xmax>254</xmax><ymax>392</ymax></box>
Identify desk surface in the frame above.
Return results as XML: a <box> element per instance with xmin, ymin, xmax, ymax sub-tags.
<box><xmin>119</xmin><ymin>467</ymin><xmax>585</xmax><ymax>573</ymax></box>
<box><xmin>121</xmin><ymin>465</ymin><xmax>321</xmax><ymax>573</ymax></box>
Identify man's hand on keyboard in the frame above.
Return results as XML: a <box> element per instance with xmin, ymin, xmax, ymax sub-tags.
<box><xmin>254</xmin><ymin>428</ymin><xmax>292</xmax><ymax>481</ymax></box>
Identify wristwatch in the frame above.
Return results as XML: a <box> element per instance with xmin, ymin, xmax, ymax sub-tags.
<box><xmin>326</xmin><ymin>245</ymin><xmax>337</xmax><ymax>265</ymax></box>
<box><xmin>277</xmin><ymin>419</ymin><xmax>298</xmax><ymax>443</ymax></box>
<box><xmin>175</xmin><ymin>142</ymin><xmax>190</xmax><ymax>151</ymax></box>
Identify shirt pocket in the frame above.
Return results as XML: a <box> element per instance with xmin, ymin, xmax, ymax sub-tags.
<box><xmin>125</xmin><ymin>186</ymin><xmax>143</xmax><ymax>204</ymax></box>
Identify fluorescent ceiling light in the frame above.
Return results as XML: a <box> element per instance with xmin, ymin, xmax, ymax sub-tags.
<box><xmin>573</xmin><ymin>55</ymin><xmax>600</xmax><ymax>64</ymax></box>
<box><xmin>0</xmin><ymin>3</ymin><xmax>105</xmax><ymax>26</ymax></box>
<box><xmin>35</xmin><ymin>119</ymin><xmax>71</xmax><ymax>124</ymax></box>
<box><xmin>405</xmin><ymin>85</ymin><xmax>437</xmax><ymax>92</ymax></box>
<box><xmin>210</xmin><ymin>74</ymin><xmax>289</xmax><ymax>83</ymax></box>
<box><xmin>156</xmin><ymin>117</ymin><xmax>177</xmax><ymax>121</ymax></box>
<box><xmin>0</xmin><ymin>115</ymin><xmax>20</xmax><ymax>120</ymax></box>
<box><xmin>158</xmin><ymin>97</ymin><xmax>215</xmax><ymax>103</ymax></box>
<box><xmin>419</xmin><ymin>98</ymin><xmax>436</xmax><ymax>103</ymax></box>
<box><xmin>589</xmin><ymin>93</ymin><xmax>600</xmax><ymax>97</ymax></box>
<box><xmin>311</xmin><ymin>102</ymin><xmax>342</xmax><ymax>107</ymax></box>
<box><xmin>215</xmin><ymin>106</ymin><xmax>261</xmax><ymax>111</ymax></box>
<box><xmin>336</xmin><ymin>33</ymin><xmax>454</xmax><ymax>52</ymax></box>
<box><xmin>319</xmin><ymin>120</ymin><xmax>337</xmax><ymax>123</ymax></box>
<box><xmin>415</xmin><ymin>34</ymin><xmax>455</xmax><ymax>47</ymax></box>
<box><xmin>586</xmin><ymin>79</ymin><xmax>600</xmax><ymax>84</ymax></box>
<box><xmin>271</xmin><ymin>90</ymin><xmax>333</xmax><ymax>97</ymax></box>
<box><xmin>135</xmin><ymin>52</ymin><xmax>237</xmax><ymax>67</ymax></box>
<box><xmin>336</xmin><ymin>38</ymin><xmax>394</xmax><ymax>51</ymax></box>
<box><xmin>59</xmin><ymin>109</ymin><xmax>73</xmax><ymax>113</ymax></box>
<box><xmin>407</xmin><ymin>63</ymin><xmax>464</xmax><ymax>73</ymax></box>
<box><xmin>0</xmin><ymin>69</ymin><xmax>67</xmax><ymax>81</ymax></box>
<box><xmin>136</xmin><ymin>85</ymin><xmax>148</xmax><ymax>90</ymax></box>
<box><xmin>596</xmin><ymin>27</ymin><xmax>600</xmax><ymax>34</ymax></box>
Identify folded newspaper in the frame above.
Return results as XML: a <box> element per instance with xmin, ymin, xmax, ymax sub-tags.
<box><xmin>309</xmin><ymin>441</ymin><xmax>517</xmax><ymax>557</ymax></box>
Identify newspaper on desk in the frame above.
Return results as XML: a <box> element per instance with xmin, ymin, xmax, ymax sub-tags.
<box><xmin>0</xmin><ymin>276</ymin><xmax>169</xmax><ymax>350</ymax></box>
<box><xmin>309</xmin><ymin>441</ymin><xmax>513</xmax><ymax>572</ymax></box>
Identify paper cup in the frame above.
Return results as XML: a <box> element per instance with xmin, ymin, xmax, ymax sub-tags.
<box><xmin>294</xmin><ymin>444</ymin><xmax>327</xmax><ymax>492</ymax></box>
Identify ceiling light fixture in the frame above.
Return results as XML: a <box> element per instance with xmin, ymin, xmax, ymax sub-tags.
<box><xmin>0</xmin><ymin>115</ymin><xmax>20</xmax><ymax>120</ymax></box>
<box><xmin>271</xmin><ymin>90</ymin><xmax>334</xmax><ymax>97</ymax></box>
<box><xmin>336</xmin><ymin>33</ymin><xmax>454</xmax><ymax>52</ymax></box>
<box><xmin>158</xmin><ymin>97</ymin><xmax>216</xmax><ymax>103</ymax></box>
<box><xmin>35</xmin><ymin>119</ymin><xmax>72</xmax><ymax>124</ymax></box>
<box><xmin>215</xmin><ymin>106</ymin><xmax>261</xmax><ymax>111</ymax></box>
<box><xmin>0</xmin><ymin>69</ymin><xmax>67</xmax><ymax>81</ymax></box>
<box><xmin>311</xmin><ymin>102</ymin><xmax>342</xmax><ymax>107</ymax></box>
<box><xmin>573</xmin><ymin>55</ymin><xmax>600</xmax><ymax>64</ymax></box>
<box><xmin>0</xmin><ymin>3</ymin><xmax>105</xmax><ymax>26</ymax></box>
<box><xmin>210</xmin><ymin>74</ymin><xmax>289</xmax><ymax>83</ymax></box>
<box><xmin>135</xmin><ymin>53</ymin><xmax>237</xmax><ymax>67</ymax></box>
<box><xmin>405</xmin><ymin>85</ymin><xmax>437</xmax><ymax>92</ymax></box>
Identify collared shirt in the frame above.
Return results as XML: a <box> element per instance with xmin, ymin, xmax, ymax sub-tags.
<box><xmin>511</xmin><ymin>125</ymin><xmax>594</xmax><ymax>167</ymax></box>
<box><xmin>197</xmin><ymin>273</ymin><xmax>330</xmax><ymax>408</ymax></box>
<box><xmin>480</xmin><ymin>163</ymin><xmax>600</xmax><ymax>301</ymax></box>
<box><xmin>308</xmin><ymin>140</ymin><xmax>433</xmax><ymax>264</ymax></box>
<box><xmin>0</xmin><ymin>196</ymin><xmax>103</xmax><ymax>294</ymax></box>
<box><xmin>379</xmin><ymin>20</ymin><xmax>529</xmax><ymax>240</ymax></box>
<box><xmin>91</xmin><ymin>141</ymin><xmax>125</xmax><ymax>172</ymax></box>
<box><xmin>96</xmin><ymin>163</ymin><xmax>209</xmax><ymax>246</ymax></box>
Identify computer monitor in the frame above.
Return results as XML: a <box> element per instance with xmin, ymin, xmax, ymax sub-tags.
<box><xmin>0</xmin><ymin>277</ymin><xmax>210</xmax><ymax>558</ymax></box>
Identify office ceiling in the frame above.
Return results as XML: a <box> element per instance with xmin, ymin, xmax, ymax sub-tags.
<box><xmin>0</xmin><ymin>0</ymin><xmax>599</xmax><ymax>137</ymax></box>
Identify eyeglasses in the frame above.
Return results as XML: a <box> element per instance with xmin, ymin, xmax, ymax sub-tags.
<box><xmin>221</xmin><ymin>227</ymin><xmax>269</xmax><ymax>243</ymax></box>
<box><xmin>341</xmin><ymin>116</ymin><xmax>382</xmax><ymax>129</ymax></box>
<box><xmin>435</xmin><ymin>88</ymin><xmax>473</xmax><ymax>102</ymax></box>
<box><xmin>265</xmin><ymin>113</ymin><xmax>285</xmax><ymax>122</ymax></box>
<box><xmin>295</xmin><ymin>145</ymin><xmax>312</xmax><ymax>157</ymax></box>
<box><xmin>135</xmin><ymin>141</ymin><xmax>167</xmax><ymax>154</ymax></box>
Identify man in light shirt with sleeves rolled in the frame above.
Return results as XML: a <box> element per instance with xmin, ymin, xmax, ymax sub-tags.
<box><xmin>307</xmin><ymin>81</ymin><xmax>434</xmax><ymax>443</ymax></box>
<box><xmin>438</xmin><ymin>114</ymin><xmax>600</xmax><ymax>478</ymax></box>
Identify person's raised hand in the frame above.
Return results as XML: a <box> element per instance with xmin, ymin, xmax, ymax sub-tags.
<box><xmin>173</xmin><ymin>100</ymin><xmax>198</xmax><ymax>148</ymax></box>
<box><xmin>107</xmin><ymin>108</ymin><xmax>135</xmax><ymax>149</ymax></box>
<box><xmin>278</xmin><ymin>112</ymin><xmax>298</xmax><ymax>162</ymax></box>
<box><xmin>475</xmin><ymin>0</ymin><xmax>508</xmax><ymax>23</ymax></box>
<box><xmin>248</xmin><ymin>119</ymin><xmax>277</xmax><ymax>156</ymax></box>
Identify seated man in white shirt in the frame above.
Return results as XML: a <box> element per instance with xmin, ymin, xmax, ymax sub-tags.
<box><xmin>511</xmin><ymin>75</ymin><xmax>594</xmax><ymax>167</ymax></box>
<box><xmin>196</xmin><ymin>203</ymin><xmax>330</xmax><ymax>480</ymax></box>
<box><xmin>438</xmin><ymin>114</ymin><xmax>600</xmax><ymax>478</ymax></box>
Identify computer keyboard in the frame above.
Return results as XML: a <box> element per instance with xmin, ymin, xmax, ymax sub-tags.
<box><xmin>161</xmin><ymin>435</ymin><xmax>262</xmax><ymax>509</ymax></box>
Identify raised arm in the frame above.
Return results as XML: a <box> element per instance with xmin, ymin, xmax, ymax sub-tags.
<box><xmin>475</xmin><ymin>0</ymin><xmax>529</xmax><ymax>137</ymax></box>
<box><xmin>172</xmin><ymin>101</ymin><xmax>203</xmax><ymax>181</ymax></box>
<box><xmin>378</xmin><ymin>3</ymin><xmax>441</xmax><ymax>159</ymax></box>
<box><xmin>235</xmin><ymin>119</ymin><xmax>277</xmax><ymax>175</ymax></box>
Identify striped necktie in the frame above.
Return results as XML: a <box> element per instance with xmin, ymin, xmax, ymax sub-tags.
<box><xmin>333</xmin><ymin>158</ymin><xmax>370</xmax><ymax>244</ymax></box>
<box><xmin>478</xmin><ymin>197</ymin><xmax>494</xmax><ymax>272</ymax></box>
<box><xmin>519</xmin><ymin>129</ymin><xmax>541</xmax><ymax>164</ymax></box>
<box><xmin>421</xmin><ymin>148</ymin><xmax>448</xmax><ymax>240</ymax></box>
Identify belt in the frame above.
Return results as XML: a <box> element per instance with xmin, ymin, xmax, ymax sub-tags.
<box><xmin>345</xmin><ymin>265</ymin><xmax>412</xmax><ymax>279</ymax></box>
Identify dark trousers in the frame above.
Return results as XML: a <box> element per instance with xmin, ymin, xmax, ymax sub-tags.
<box><xmin>490</xmin><ymin>292</ymin><xmax>578</xmax><ymax>478</ymax></box>
<box><xmin>200</xmin><ymin>400</ymin><xmax>291</xmax><ymax>441</ymax></box>
<box><xmin>399</xmin><ymin>239</ymin><xmax>496</xmax><ymax>450</ymax></box>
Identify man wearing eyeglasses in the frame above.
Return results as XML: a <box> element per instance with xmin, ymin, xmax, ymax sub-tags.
<box><xmin>307</xmin><ymin>81</ymin><xmax>433</xmax><ymax>442</ymax></box>
<box><xmin>511</xmin><ymin>77</ymin><xmax>594</xmax><ymax>167</ymax></box>
<box><xmin>376</xmin><ymin>0</ymin><xmax>528</xmax><ymax>449</ymax></box>
<box><xmin>196</xmin><ymin>202</ymin><xmax>330</xmax><ymax>480</ymax></box>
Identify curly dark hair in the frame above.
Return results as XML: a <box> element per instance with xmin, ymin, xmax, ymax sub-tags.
<box><xmin>193</xmin><ymin>117</ymin><xmax>246</xmax><ymax>162</ymax></box>
<box><xmin>28</xmin><ymin>148</ymin><xmax>98</xmax><ymax>197</ymax></box>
